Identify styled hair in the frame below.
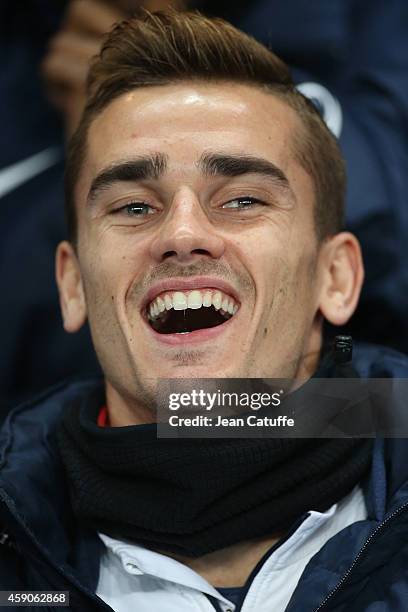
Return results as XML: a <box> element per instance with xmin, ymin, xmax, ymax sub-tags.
<box><xmin>65</xmin><ymin>10</ymin><xmax>345</xmax><ymax>243</ymax></box>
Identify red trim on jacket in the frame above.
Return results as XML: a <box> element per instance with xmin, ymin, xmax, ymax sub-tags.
<box><xmin>97</xmin><ymin>406</ymin><xmax>109</xmax><ymax>427</ymax></box>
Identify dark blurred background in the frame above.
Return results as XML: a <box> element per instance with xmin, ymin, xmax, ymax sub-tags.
<box><xmin>1</xmin><ymin>0</ymin><xmax>407</xmax><ymax>420</ymax></box>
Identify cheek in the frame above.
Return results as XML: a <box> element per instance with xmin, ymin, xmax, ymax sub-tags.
<box><xmin>270</xmin><ymin>253</ymin><xmax>318</xmax><ymax>334</ymax></box>
<box><xmin>78</xmin><ymin>249</ymin><xmax>125</xmax><ymax>324</ymax></box>
<box><xmin>79</xmin><ymin>236</ymin><xmax>152</xmax><ymax>334</ymax></box>
<box><xmin>251</xmin><ymin>229</ymin><xmax>317</xmax><ymax>322</ymax></box>
<box><xmin>235</xmin><ymin>223</ymin><xmax>291</xmax><ymax>284</ymax></box>
<box><xmin>80</xmin><ymin>228</ymin><xmax>146</xmax><ymax>289</ymax></box>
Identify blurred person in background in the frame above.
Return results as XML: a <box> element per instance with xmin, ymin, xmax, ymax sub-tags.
<box><xmin>0</xmin><ymin>0</ymin><xmax>407</xmax><ymax>419</ymax></box>
<box><xmin>0</xmin><ymin>0</ymin><xmax>99</xmax><ymax>417</ymax></box>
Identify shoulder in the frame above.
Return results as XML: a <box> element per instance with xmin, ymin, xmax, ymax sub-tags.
<box><xmin>0</xmin><ymin>378</ymin><xmax>104</xmax><ymax>456</ymax></box>
<box><xmin>353</xmin><ymin>342</ymin><xmax>408</xmax><ymax>377</ymax></box>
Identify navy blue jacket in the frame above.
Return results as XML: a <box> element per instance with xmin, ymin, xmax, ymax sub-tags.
<box><xmin>1</xmin><ymin>343</ymin><xmax>408</xmax><ymax>611</ymax></box>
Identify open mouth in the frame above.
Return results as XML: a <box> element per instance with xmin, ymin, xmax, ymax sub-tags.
<box><xmin>146</xmin><ymin>289</ymin><xmax>239</xmax><ymax>335</ymax></box>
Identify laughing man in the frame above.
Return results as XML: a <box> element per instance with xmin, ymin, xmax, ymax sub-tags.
<box><xmin>1</xmin><ymin>11</ymin><xmax>408</xmax><ymax>612</ymax></box>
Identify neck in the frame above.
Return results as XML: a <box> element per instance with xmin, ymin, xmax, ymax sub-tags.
<box><xmin>105</xmin><ymin>382</ymin><xmax>155</xmax><ymax>426</ymax></box>
<box><xmin>163</xmin><ymin>532</ymin><xmax>284</xmax><ymax>587</ymax></box>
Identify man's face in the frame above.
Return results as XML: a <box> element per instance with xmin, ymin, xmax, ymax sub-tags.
<box><xmin>68</xmin><ymin>82</ymin><xmax>326</xmax><ymax>408</ymax></box>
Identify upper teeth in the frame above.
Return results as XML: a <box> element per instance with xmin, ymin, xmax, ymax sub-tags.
<box><xmin>147</xmin><ymin>289</ymin><xmax>239</xmax><ymax>320</ymax></box>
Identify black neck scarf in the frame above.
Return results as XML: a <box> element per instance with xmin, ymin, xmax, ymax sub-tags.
<box><xmin>57</xmin><ymin>358</ymin><xmax>372</xmax><ymax>557</ymax></box>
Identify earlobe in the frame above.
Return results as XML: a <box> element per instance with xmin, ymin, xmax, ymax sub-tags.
<box><xmin>318</xmin><ymin>232</ymin><xmax>364</xmax><ymax>326</ymax></box>
<box><xmin>55</xmin><ymin>241</ymin><xmax>87</xmax><ymax>332</ymax></box>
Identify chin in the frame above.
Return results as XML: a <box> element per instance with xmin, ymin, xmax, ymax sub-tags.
<box><xmin>152</xmin><ymin>359</ymin><xmax>239</xmax><ymax>379</ymax></box>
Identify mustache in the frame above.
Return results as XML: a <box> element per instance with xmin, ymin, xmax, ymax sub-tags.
<box><xmin>133</xmin><ymin>260</ymin><xmax>254</xmax><ymax>299</ymax></box>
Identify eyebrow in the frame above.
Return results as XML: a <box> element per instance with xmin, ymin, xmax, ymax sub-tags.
<box><xmin>198</xmin><ymin>153</ymin><xmax>292</xmax><ymax>192</ymax></box>
<box><xmin>87</xmin><ymin>151</ymin><xmax>293</xmax><ymax>204</ymax></box>
<box><xmin>87</xmin><ymin>153</ymin><xmax>168</xmax><ymax>203</ymax></box>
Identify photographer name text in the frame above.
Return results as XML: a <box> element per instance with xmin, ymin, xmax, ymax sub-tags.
<box><xmin>168</xmin><ymin>415</ymin><xmax>294</xmax><ymax>428</ymax></box>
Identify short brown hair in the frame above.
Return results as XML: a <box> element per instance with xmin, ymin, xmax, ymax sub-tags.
<box><xmin>65</xmin><ymin>10</ymin><xmax>345</xmax><ymax>243</ymax></box>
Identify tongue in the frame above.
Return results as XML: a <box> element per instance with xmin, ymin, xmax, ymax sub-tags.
<box><xmin>150</xmin><ymin>306</ymin><xmax>229</xmax><ymax>334</ymax></box>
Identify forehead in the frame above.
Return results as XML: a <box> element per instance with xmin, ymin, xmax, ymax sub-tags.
<box><xmin>85</xmin><ymin>82</ymin><xmax>304</xmax><ymax>178</ymax></box>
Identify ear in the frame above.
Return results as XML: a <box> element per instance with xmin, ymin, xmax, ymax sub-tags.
<box><xmin>318</xmin><ymin>232</ymin><xmax>364</xmax><ymax>326</ymax></box>
<box><xmin>55</xmin><ymin>241</ymin><xmax>87</xmax><ymax>332</ymax></box>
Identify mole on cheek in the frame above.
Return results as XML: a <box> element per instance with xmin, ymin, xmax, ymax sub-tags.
<box><xmin>264</xmin><ymin>327</ymin><xmax>268</xmax><ymax>337</ymax></box>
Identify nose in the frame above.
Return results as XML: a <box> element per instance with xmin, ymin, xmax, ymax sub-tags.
<box><xmin>149</xmin><ymin>188</ymin><xmax>225</xmax><ymax>264</ymax></box>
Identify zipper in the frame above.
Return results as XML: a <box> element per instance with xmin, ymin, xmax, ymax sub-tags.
<box><xmin>313</xmin><ymin>501</ymin><xmax>408</xmax><ymax>611</ymax></box>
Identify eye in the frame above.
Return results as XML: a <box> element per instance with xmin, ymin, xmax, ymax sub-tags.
<box><xmin>221</xmin><ymin>196</ymin><xmax>265</xmax><ymax>210</ymax></box>
<box><xmin>113</xmin><ymin>202</ymin><xmax>156</xmax><ymax>216</ymax></box>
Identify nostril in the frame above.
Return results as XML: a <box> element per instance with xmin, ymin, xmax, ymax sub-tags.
<box><xmin>162</xmin><ymin>248</ymin><xmax>210</xmax><ymax>260</ymax></box>
<box><xmin>192</xmin><ymin>249</ymin><xmax>210</xmax><ymax>256</ymax></box>
<box><xmin>162</xmin><ymin>250</ymin><xmax>178</xmax><ymax>259</ymax></box>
